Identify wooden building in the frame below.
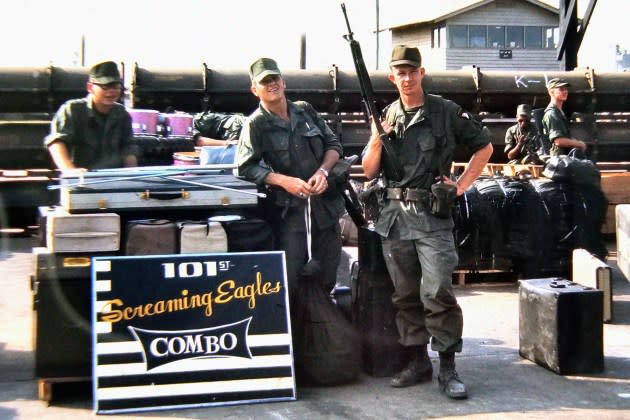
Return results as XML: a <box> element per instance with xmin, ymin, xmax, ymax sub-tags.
<box><xmin>387</xmin><ymin>0</ymin><xmax>564</xmax><ymax>71</ymax></box>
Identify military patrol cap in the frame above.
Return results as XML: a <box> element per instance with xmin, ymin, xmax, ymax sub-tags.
<box><xmin>546</xmin><ymin>77</ymin><xmax>570</xmax><ymax>90</ymax></box>
<box><xmin>89</xmin><ymin>61</ymin><xmax>121</xmax><ymax>84</ymax></box>
<box><xmin>517</xmin><ymin>104</ymin><xmax>532</xmax><ymax>117</ymax></box>
<box><xmin>249</xmin><ymin>57</ymin><xmax>282</xmax><ymax>83</ymax></box>
<box><xmin>390</xmin><ymin>45</ymin><xmax>422</xmax><ymax>68</ymax></box>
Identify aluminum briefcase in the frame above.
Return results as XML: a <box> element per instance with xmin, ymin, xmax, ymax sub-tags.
<box><xmin>58</xmin><ymin>172</ymin><xmax>259</xmax><ymax>212</ymax></box>
<box><xmin>518</xmin><ymin>277</ymin><xmax>604</xmax><ymax>375</ymax></box>
<box><xmin>572</xmin><ymin>248</ymin><xmax>613</xmax><ymax>323</ymax></box>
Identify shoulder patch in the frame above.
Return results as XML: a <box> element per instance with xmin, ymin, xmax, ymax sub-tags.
<box><xmin>458</xmin><ymin>110</ymin><xmax>471</xmax><ymax>120</ymax></box>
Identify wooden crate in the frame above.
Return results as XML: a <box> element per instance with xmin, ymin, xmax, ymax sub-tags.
<box><xmin>600</xmin><ymin>172</ymin><xmax>630</xmax><ymax>234</ymax></box>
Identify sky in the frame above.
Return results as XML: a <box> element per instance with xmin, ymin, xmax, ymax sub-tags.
<box><xmin>0</xmin><ymin>0</ymin><xmax>628</xmax><ymax>72</ymax></box>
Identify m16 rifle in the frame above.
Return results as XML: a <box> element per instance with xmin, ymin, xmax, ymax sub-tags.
<box><xmin>341</xmin><ymin>2</ymin><xmax>403</xmax><ymax>182</ymax></box>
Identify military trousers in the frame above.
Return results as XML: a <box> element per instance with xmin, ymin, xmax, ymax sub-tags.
<box><xmin>274</xmin><ymin>216</ymin><xmax>342</xmax><ymax>302</ymax></box>
<box><xmin>381</xmin><ymin>230</ymin><xmax>463</xmax><ymax>353</ymax></box>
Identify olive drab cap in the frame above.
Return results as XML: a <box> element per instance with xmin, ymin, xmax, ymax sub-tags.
<box><xmin>89</xmin><ymin>61</ymin><xmax>121</xmax><ymax>84</ymax></box>
<box><xmin>517</xmin><ymin>104</ymin><xmax>532</xmax><ymax>117</ymax></box>
<box><xmin>389</xmin><ymin>45</ymin><xmax>422</xmax><ymax>68</ymax></box>
<box><xmin>249</xmin><ymin>57</ymin><xmax>282</xmax><ymax>83</ymax></box>
<box><xmin>546</xmin><ymin>77</ymin><xmax>570</xmax><ymax>90</ymax></box>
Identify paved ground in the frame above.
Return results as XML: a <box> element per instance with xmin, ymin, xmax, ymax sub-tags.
<box><xmin>1</xmin><ymin>235</ymin><xmax>629</xmax><ymax>419</ymax></box>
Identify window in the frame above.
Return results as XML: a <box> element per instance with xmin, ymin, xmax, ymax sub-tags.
<box><xmin>544</xmin><ymin>26</ymin><xmax>558</xmax><ymax>49</ymax></box>
<box><xmin>524</xmin><ymin>26</ymin><xmax>542</xmax><ymax>48</ymax></box>
<box><xmin>432</xmin><ymin>25</ymin><xmax>445</xmax><ymax>48</ymax></box>
<box><xmin>449</xmin><ymin>25</ymin><xmax>468</xmax><ymax>48</ymax></box>
<box><xmin>487</xmin><ymin>25</ymin><xmax>505</xmax><ymax>48</ymax></box>
<box><xmin>443</xmin><ymin>24</ymin><xmax>557</xmax><ymax>50</ymax></box>
<box><xmin>469</xmin><ymin>25</ymin><xmax>486</xmax><ymax>48</ymax></box>
<box><xmin>506</xmin><ymin>26</ymin><xmax>523</xmax><ymax>48</ymax></box>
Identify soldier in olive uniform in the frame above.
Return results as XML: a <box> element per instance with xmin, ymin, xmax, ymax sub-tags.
<box><xmin>236</xmin><ymin>57</ymin><xmax>344</xmax><ymax>303</ymax></box>
<box><xmin>542</xmin><ymin>77</ymin><xmax>587</xmax><ymax>156</ymax></box>
<box><xmin>45</xmin><ymin>61</ymin><xmax>139</xmax><ymax>170</ymax></box>
<box><xmin>192</xmin><ymin>111</ymin><xmax>246</xmax><ymax>147</ymax></box>
<box><xmin>362</xmin><ymin>46</ymin><xmax>493</xmax><ymax>399</ymax></box>
<box><xmin>504</xmin><ymin>104</ymin><xmax>543</xmax><ymax>164</ymax></box>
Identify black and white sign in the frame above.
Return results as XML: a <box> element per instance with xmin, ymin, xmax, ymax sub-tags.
<box><xmin>91</xmin><ymin>251</ymin><xmax>295</xmax><ymax>414</ymax></box>
<box><xmin>499</xmin><ymin>49</ymin><xmax>513</xmax><ymax>59</ymax></box>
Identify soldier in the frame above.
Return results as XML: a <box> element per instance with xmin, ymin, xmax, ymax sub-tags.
<box><xmin>362</xmin><ymin>45</ymin><xmax>493</xmax><ymax>399</ymax></box>
<box><xmin>542</xmin><ymin>78</ymin><xmax>587</xmax><ymax>156</ymax></box>
<box><xmin>45</xmin><ymin>61</ymin><xmax>139</xmax><ymax>170</ymax></box>
<box><xmin>236</xmin><ymin>57</ymin><xmax>344</xmax><ymax>303</ymax></box>
<box><xmin>192</xmin><ymin>111</ymin><xmax>246</xmax><ymax>147</ymax></box>
<box><xmin>504</xmin><ymin>104</ymin><xmax>543</xmax><ymax>164</ymax></box>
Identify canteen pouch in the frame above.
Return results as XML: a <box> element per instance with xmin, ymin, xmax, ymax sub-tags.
<box><xmin>429</xmin><ymin>182</ymin><xmax>457</xmax><ymax>218</ymax></box>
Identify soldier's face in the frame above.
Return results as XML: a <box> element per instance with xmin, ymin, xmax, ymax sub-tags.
<box><xmin>251</xmin><ymin>75</ymin><xmax>285</xmax><ymax>104</ymax></box>
<box><xmin>549</xmin><ymin>86</ymin><xmax>569</xmax><ymax>102</ymax></box>
<box><xmin>87</xmin><ymin>82</ymin><xmax>122</xmax><ymax>108</ymax></box>
<box><xmin>389</xmin><ymin>65</ymin><xmax>424</xmax><ymax>96</ymax></box>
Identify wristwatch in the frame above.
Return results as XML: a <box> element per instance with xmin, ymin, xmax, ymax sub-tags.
<box><xmin>318</xmin><ymin>167</ymin><xmax>329</xmax><ymax>177</ymax></box>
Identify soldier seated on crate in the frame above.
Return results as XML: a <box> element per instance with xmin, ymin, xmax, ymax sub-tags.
<box><xmin>45</xmin><ymin>61</ymin><xmax>139</xmax><ymax>170</ymax></box>
<box><xmin>504</xmin><ymin>104</ymin><xmax>543</xmax><ymax>165</ymax></box>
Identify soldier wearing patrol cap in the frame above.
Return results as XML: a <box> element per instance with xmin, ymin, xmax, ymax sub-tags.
<box><xmin>542</xmin><ymin>77</ymin><xmax>587</xmax><ymax>156</ymax></box>
<box><xmin>45</xmin><ymin>60</ymin><xmax>139</xmax><ymax>170</ymax></box>
<box><xmin>504</xmin><ymin>104</ymin><xmax>543</xmax><ymax>164</ymax></box>
<box><xmin>362</xmin><ymin>45</ymin><xmax>493</xmax><ymax>399</ymax></box>
<box><xmin>236</xmin><ymin>57</ymin><xmax>344</xmax><ymax>310</ymax></box>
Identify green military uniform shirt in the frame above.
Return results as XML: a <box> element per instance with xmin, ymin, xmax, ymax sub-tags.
<box><xmin>542</xmin><ymin>103</ymin><xmax>571</xmax><ymax>156</ymax></box>
<box><xmin>374</xmin><ymin>93</ymin><xmax>491</xmax><ymax>239</ymax></box>
<box><xmin>45</xmin><ymin>95</ymin><xmax>139</xmax><ymax>169</ymax></box>
<box><xmin>504</xmin><ymin>122</ymin><xmax>540</xmax><ymax>163</ymax></box>
<box><xmin>237</xmin><ymin>100</ymin><xmax>344</xmax><ymax>231</ymax></box>
<box><xmin>192</xmin><ymin>111</ymin><xmax>246</xmax><ymax>140</ymax></box>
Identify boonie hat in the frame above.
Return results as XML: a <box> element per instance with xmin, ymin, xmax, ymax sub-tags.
<box><xmin>249</xmin><ymin>57</ymin><xmax>282</xmax><ymax>83</ymax></box>
<box><xmin>546</xmin><ymin>77</ymin><xmax>570</xmax><ymax>90</ymax></box>
<box><xmin>89</xmin><ymin>61</ymin><xmax>121</xmax><ymax>84</ymax></box>
<box><xmin>390</xmin><ymin>45</ymin><xmax>422</xmax><ymax>68</ymax></box>
<box><xmin>517</xmin><ymin>104</ymin><xmax>532</xmax><ymax>118</ymax></box>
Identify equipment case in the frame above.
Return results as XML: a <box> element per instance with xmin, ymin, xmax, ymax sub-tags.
<box><xmin>41</xmin><ymin>206</ymin><xmax>120</xmax><ymax>253</ymax></box>
<box><xmin>518</xmin><ymin>277</ymin><xmax>604</xmax><ymax>375</ymax></box>
<box><xmin>572</xmin><ymin>248</ymin><xmax>613</xmax><ymax>323</ymax></box>
<box><xmin>31</xmin><ymin>247</ymin><xmax>98</xmax><ymax>378</ymax></box>
<box><xmin>58</xmin><ymin>172</ymin><xmax>259</xmax><ymax>212</ymax></box>
<box><xmin>353</xmin><ymin>228</ymin><xmax>406</xmax><ymax>377</ymax></box>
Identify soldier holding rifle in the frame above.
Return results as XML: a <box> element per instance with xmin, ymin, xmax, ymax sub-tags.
<box><xmin>362</xmin><ymin>45</ymin><xmax>493</xmax><ymax>399</ymax></box>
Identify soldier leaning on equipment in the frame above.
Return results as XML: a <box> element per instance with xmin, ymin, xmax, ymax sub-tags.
<box><xmin>45</xmin><ymin>61</ymin><xmax>139</xmax><ymax>170</ymax></box>
<box><xmin>504</xmin><ymin>104</ymin><xmax>543</xmax><ymax>165</ymax></box>
<box><xmin>236</xmin><ymin>57</ymin><xmax>345</xmax><ymax>306</ymax></box>
<box><xmin>542</xmin><ymin>77</ymin><xmax>587</xmax><ymax>156</ymax></box>
<box><xmin>362</xmin><ymin>45</ymin><xmax>493</xmax><ymax>400</ymax></box>
<box><xmin>192</xmin><ymin>111</ymin><xmax>246</xmax><ymax>147</ymax></box>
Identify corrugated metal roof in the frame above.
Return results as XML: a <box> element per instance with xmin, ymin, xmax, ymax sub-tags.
<box><xmin>387</xmin><ymin>0</ymin><xmax>559</xmax><ymax>30</ymax></box>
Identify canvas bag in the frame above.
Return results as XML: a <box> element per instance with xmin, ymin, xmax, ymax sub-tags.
<box><xmin>292</xmin><ymin>198</ymin><xmax>361</xmax><ymax>385</ymax></box>
<box><xmin>542</xmin><ymin>148</ymin><xmax>601</xmax><ymax>188</ymax></box>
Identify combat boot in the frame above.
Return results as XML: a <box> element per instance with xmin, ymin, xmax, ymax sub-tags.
<box><xmin>438</xmin><ymin>352</ymin><xmax>468</xmax><ymax>399</ymax></box>
<box><xmin>390</xmin><ymin>345</ymin><xmax>433</xmax><ymax>388</ymax></box>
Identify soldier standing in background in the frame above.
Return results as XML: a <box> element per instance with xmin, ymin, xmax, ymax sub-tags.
<box><xmin>542</xmin><ymin>78</ymin><xmax>587</xmax><ymax>157</ymax></box>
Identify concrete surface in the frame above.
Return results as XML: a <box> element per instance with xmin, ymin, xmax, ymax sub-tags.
<box><xmin>1</xmin><ymin>235</ymin><xmax>629</xmax><ymax>420</ymax></box>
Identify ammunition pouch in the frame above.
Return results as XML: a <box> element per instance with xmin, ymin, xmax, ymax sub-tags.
<box><xmin>429</xmin><ymin>182</ymin><xmax>457</xmax><ymax>218</ymax></box>
<box><xmin>385</xmin><ymin>187</ymin><xmax>430</xmax><ymax>206</ymax></box>
<box><xmin>358</xmin><ymin>178</ymin><xmax>384</xmax><ymax>223</ymax></box>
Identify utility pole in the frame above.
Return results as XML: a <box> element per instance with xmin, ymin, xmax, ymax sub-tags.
<box><xmin>375</xmin><ymin>0</ymin><xmax>380</xmax><ymax>70</ymax></box>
